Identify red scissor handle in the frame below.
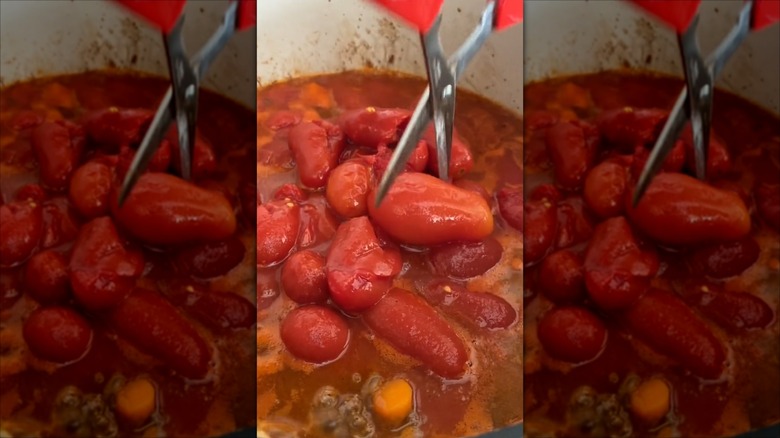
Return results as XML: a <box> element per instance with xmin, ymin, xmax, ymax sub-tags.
<box><xmin>236</xmin><ymin>0</ymin><xmax>256</xmax><ymax>30</ymax></box>
<box><xmin>372</xmin><ymin>0</ymin><xmax>445</xmax><ymax>33</ymax></box>
<box><xmin>753</xmin><ymin>0</ymin><xmax>780</xmax><ymax>30</ymax></box>
<box><xmin>494</xmin><ymin>0</ymin><xmax>523</xmax><ymax>30</ymax></box>
<box><xmin>113</xmin><ymin>0</ymin><xmax>186</xmax><ymax>33</ymax></box>
<box><xmin>628</xmin><ymin>0</ymin><xmax>702</xmax><ymax>33</ymax></box>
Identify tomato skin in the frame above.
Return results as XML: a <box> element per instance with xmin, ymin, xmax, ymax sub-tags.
<box><xmin>583</xmin><ymin>161</ymin><xmax>628</xmax><ymax>218</ymax></box>
<box><xmin>689</xmin><ymin>237</ymin><xmax>760</xmax><ymax>279</ymax></box>
<box><xmin>112</xmin><ymin>172</ymin><xmax>237</xmax><ymax>245</ymax></box>
<box><xmin>690</xmin><ymin>290</ymin><xmax>773</xmax><ymax>332</ymax></box>
<box><xmin>524</xmin><ymin>196</ymin><xmax>558</xmax><ymax>265</ymax></box>
<box><xmin>424</xmin><ymin>125</ymin><xmax>474</xmax><ymax>178</ymax></box>
<box><xmin>273</xmin><ymin>183</ymin><xmax>307</xmax><ymax>203</ymax></box>
<box><xmin>69</xmin><ymin>217</ymin><xmax>145</xmax><ymax>310</ymax></box>
<box><xmin>584</xmin><ymin>217</ymin><xmax>659</xmax><ymax>310</ymax></box>
<box><xmin>280</xmin><ymin>305</ymin><xmax>349</xmax><ymax>364</ymax></box>
<box><xmin>326</xmin><ymin>217</ymin><xmax>401</xmax><ymax>312</ymax></box>
<box><xmin>40</xmin><ymin>197</ymin><xmax>79</xmax><ymax>249</ymax></box>
<box><xmin>627</xmin><ymin>173</ymin><xmax>751</xmax><ymax>245</ymax></box>
<box><xmin>339</xmin><ymin>107</ymin><xmax>410</xmax><ymax>148</ymax></box>
<box><xmin>31</xmin><ymin>121</ymin><xmax>84</xmax><ymax>190</ymax></box>
<box><xmin>297</xmin><ymin>196</ymin><xmax>338</xmax><ymax>249</ymax></box>
<box><xmin>23</xmin><ymin>307</ymin><xmax>93</xmax><ymax>363</ymax></box>
<box><xmin>363</xmin><ymin>288</ymin><xmax>469</xmax><ymax>379</ymax></box>
<box><xmin>69</xmin><ymin>161</ymin><xmax>113</xmax><ymax>218</ymax></box>
<box><xmin>755</xmin><ymin>182</ymin><xmax>780</xmax><ymax>231</ymax></box>
<box><xmin>429</xmin><ymin>237</ymin><xmax>503</xmax><ymax>279</ymax></box>
<box><xmin>368</xmin><ymin>172</ymin><xmax>494</xmax><ymax>246</ymax></box>
<box><xmin>257</xmin><ymin>200</ymin><xmax>300</xmax><ymax>267</ymax></box>
<box><xmin>537</xmin><ymin>306</ymin><xmax>607</xmax><ymax>363</ymax></box>
<box><xmin>83</xmin><ymin>108</ymin><xmax>152</xmax><ymax>151</ymax></box>
<box><xmin>15</xmin><ymin>184</ymin><xmax>46</xmax><ymax>203</ymax></box>
<box><xmin>326</xmin><ymin>161</ymin><xmax>371</xmax><ymax>218</ymax></box>
<box><xmin>266</xmin><ymin>110</ymin><xmax>302</xmax><ymax>130</ymax></box>
<box><xmin>496</xmin><ymin>186</ymin><xmax>523</xmax><ymax>231</ymax></box>
<box><xmin>623</xmin><ymin>289</ymin><xmax>726</xmax><ymax>379</ymax></box>
<box><xmin>546</xmin><ymin>120</ymin><xmax>598</xmax><ymax>190</ymax></box>
<box><xmin>409</xmin><ymin>140</ymin><xmax>430</xmax><ymax>172</ymax></box>
<box><xmin>281</xmin><ymin>250</ymin><xmax>329</xmax><ymax>304</ymax></box>
<box><xmin>420</xmin><ymin>280</ymin><xmax>517</xmax><ymax>330</ymax></box>
<box><xmin>538</xmin><ymin>249</ymin><xmax>585</xmax><ymax>303</ymax></box>
<box><xmin>288</xmin><ymin>120</ymin><xmax>345</xmax><ymax>188</ymax></box>
<box><xmin>0</xmin><ymin>200</ymin><xmax>44</xmax><ymax>267</ymax></box>
<box><xmin>176</xmin><ymin>236</ymin><xmax>246</xmax><ymax>279</ymax></box>
<box><xmin>597</xmin><ymin>107</ymin><xmax>667</xmax><ymax>150</ymax></box>
<box><xmin>108</xmin><ymin>289</ymin><xmax>213</xmax><ymax>379</ymax></box>
<box><xmin>257</xmin><ymin>268</ymin><xmax>280</xmax><ymax>311</ymax></box>
<box><xmin>24</xmin><ymin>250</ymin><xmax>69</xmax><ymax>304</ymax></box>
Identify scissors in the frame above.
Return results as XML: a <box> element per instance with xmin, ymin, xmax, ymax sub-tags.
<box><xmin>111</xmin><ymin>0</ymin><xmax>256</xmax><ymax>206</ymax></box>
<box><xmin>370</xmin><ymin>0</ymin><xmax>523</xmax><ymax>206</ymax></box>
<box><xmin>628</xmin><ymin>0</ymin><xmax>779</xmax><ymax>206</ymax></box>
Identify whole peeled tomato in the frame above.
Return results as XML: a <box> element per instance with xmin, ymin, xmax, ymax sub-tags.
<box><xmin>280</xmin><ymin>305</ymin><xmax>350</xmax><ymax>364</ymax></box>
<box><xmin>626</xmin><ymin>173</ymin><xmax>750</xmax><ymax>245</ymax></box>
<box><xmin>537</xmin><ymin>306</ymin><xmax>607</xmax><ymax>363</ymax></box>
<box><xmin>369</xmin><ymin>172</ymin><xmax>493</xmax><ymax>246</ymax></box>
<box><xmin>23</xmin><ymin>307</ymin><xmax>93</xmax><ymax>363</ymax></box>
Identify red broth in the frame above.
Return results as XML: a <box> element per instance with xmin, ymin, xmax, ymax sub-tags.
<box><xmin>257</xmin><ymin>71</ymin><xmax>523</xmax><ymax>436</ymax></box>
<box><xmin>524</xmin><ymin>71</ymin><xmax>780</xmax><ymax>437</ymax></box>
<box><xmin>0</xmin><ymin>72</ymin><xmax>256</xmax><ymax>437</ymax></box>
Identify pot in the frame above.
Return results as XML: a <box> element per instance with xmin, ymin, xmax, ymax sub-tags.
<box><xmin>257</xmin><ymin>1</ymin><xmax>523</xmax><ymax>437</ymax></box>
<box><xmin>524</xmin><ymin>1</ymin><xmax>779</xmax><ymax>437</ymax></box>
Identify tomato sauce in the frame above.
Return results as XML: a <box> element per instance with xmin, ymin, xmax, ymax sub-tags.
<box><xmin>523</xmin><ymin>71</ymin><xmax>780</xmax><ymax>437</ymax></box>
<box><xmin>257</xmin><ymin>71</ymin><xmax>523</xmax><ymax>436</ymax></box>
<box><xmin>0</xmin><ymin>72</ymin><xmax>256</xmax><ymax>437</ymax></box>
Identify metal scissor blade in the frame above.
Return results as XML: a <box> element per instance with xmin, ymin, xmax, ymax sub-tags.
<box><xmin>678</xmin><ymin>15</ymin><xmax>710</xmax><ymax>179</ymax></box>
<box><xmin>632</xmin><ymin>90</ymin><xmax>689</xmax><ymax>206</ymax></box>
<box><xmin>118</xmin><ymin>88</ymin><xmax>175</xmax><ymax>206</ymax></box>
<box><xmin>375</xmin><ymin>1</ymin><xmax>497</xmax><ymax>206</ymax></box>
<box><xmin>421</xmin><ymin>14</ymin><xmax>456</xmax><ymax>181</ymax></box>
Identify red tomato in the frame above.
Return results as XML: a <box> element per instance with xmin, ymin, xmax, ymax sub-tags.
<box><xmin>257</xmin><ymin>268</ymin><xmax>280</xmax><ymax>311</ymax></box>
<box><xmin>116</xmin><ymin>140</ymin><xmax>172</xmax><ymax>179</ymax></box>
<box><xmin>11</xmin><ymin>110</ymin><xmax>44</xmax><ymax>131</ymax></box>
<box><xmin>280</xmin><ymin>305</ymin><xmax>350</xmax><ymax>364</ymax></box>
<box><xmin>266</xmin><ymin>110</ymin><xmax>302</xmax><ymax>130</ymax></box>
<box><xmin>368</xmin><ymin>172</ymin><xmax>494</xmax><ymax>246</ymax></box>
<box><xmin>297</xmin><ymin>196</ymin><xmax>338</xmax><ymax>249</ymax></box>
<box><xmin>40</xmin><ymin>197</ymin><xmax>79</xmax><ymax>249</ymax></box>
<box><xmin>272</xmin><ymin>183</ymin><xmax>307</xmax><ymax>203</ymax></box>
<box><xmin>424</xmin><ymin>125</ymin><xmax>474</xmax><ymax>178</ymax></box>
<box><xmin>363</xmin><ymin>288</ymin><xmax>469</xmax><ymax>379</ymax></box>
<box><xmin>288</xmin><ymin>120</ymin><xmax>345</xmax><ymax>188</ymax></box>
<box><xmin>631</xmin><ymin>141</ymin><xmax>686</xmax><ymax>176</ymax></box>
<box><xmin>537</xmin><ymin>306</ymin><xmax>607</xmax><ymax>363</ymax></box>
<box><xmin>257</xmin><ymin>200</ymin><xmax>300</xmax><ymax>267</ymax></box>
<box><xmin>281</xmin><ymin>250</ymin><xmax>329</xmax><ymax>304</ymax></box>
<box><xmin>429</xmin><ymin>237</ymin><xmax>503</xmax><ymax>279</ymax></box>
<box><xmin>409</xmin><ymin>140</ymin><xmax>430</xmax><ymax>172</ymax></box>
<box><xmin>524</xmin><ymin>196</ymin><xmax>557</xmax><ymax>265</ymax></box>
<box><xmin>113</xmin><ymin>173</ymin><xmax>237</xmax><ymax>245</ymax></box>
<box><xmin>420</xmin><ymin>279</ymin><xmax>517</xmax><ymax>330</ymax></box>
<box><xmin>690</xmin><ymin>289</ymin><xmax>773</xmax><ymax>332</ymax></box>
<box><xmin>555</xmin><ymin>197</ymin><xmax>594</xmax><ymax>249</ymax></box>
<box><xmin>584</xmin><ymin>217</ymin><xmax>659</xmax><ymax>310</ymax></box>
<box><xmin>496</xmin><ymin>185</ymin><xmax>523</xmax><ymax>231</ymax></box>
<box><xmin>15</xmin><ymin>184</ymin><xmax>46</xmax><ymax>203</ymax></box>
<box><xmin>166</xmin><ymin>282</ymin><xmax>256</xmax><ymax>331</ymax></box>
<box><xmin>69</xmin><ymin>217</ymin><xmax>145</xmax><ymax>310</ymax></box>
<box><xmin>597</xmin><ymin>107</ymin><xmax>667</xmax><ymax>150</ymax></box>
<box><xmin>69</xmin><ymin>161</ymin><xmax>113</xmax><ymax>218</ymax></box>
<box><xmin>24</xmin><ymin>250</ymin><xmax>69</xmax><ymax>304</ymax></box>
<box><xmin>454</xmin><ymin>180</ymin><xmax>491</xmax><ymax>204</ymax></box>
<box><xmin>326</xmin><ymin>161</ymin><xmax>371</xmax><ymax>218</ymax></box>
<box><xmin>23</xmin><ymin>307</ymin><xmax>93</xmax><ymax>363</ymax></box>
<box><xmin>689</xmin><ymin>237</ymin><xmax>760</xmax><ymax>279</ymax></box>
<box><xmin>326</xmin><ymin>217</ymin><xmax>401</xmax><ymax>312</ymax></box>
<box><xmin>0</xmin><ymin>199</ymin><xmax>43</xmax><ymax>267</ymax></box>
<box><xmin>339</xmin><ymin>107</ymin><xmax>410</xmax><ymax>148</ymax></box>
<box><xmin>755</xmin><ymin>182</ymin><xmax>780</xmax><ymax>231</ymax></box>
<box><xmin>583</xmin><ymin>161</ymin><xmax>628</xmax><ymax>218</ymax></box>
<box><xmin>545</xmin><ymin>120</ymin><xmax>598</xmax><ymax>190</ymax></box>
<box><xmin>538</xmin><ymin>249</ymin><xmax>585</xmax><ymax>303</ymax></box>
<box><xmin>31</xmin><ymin>121</ymin><xmax>84</xmax><ymax>190</ymax></box>
<box><xmin>83</xmin><ymin>108</ymin><xmax>152</xmax><ymax>151</ymax></box>
<box><xmin>623</xmin><ymin>289</ymin><xmax>726</xmax><ymax>379</ymax></box>
<box><xmin>627</xmin><ymin>173</ymin><xmax>751</xmax><ymax>245</ymax></box>
<box><xmin>108</xmin><ymin>289</ymin><xmax>213</xmax><ymax>379</ymax></box>
<box><xmin>176</xmin><ymin>236</ymin><xmax>246</xmax><ymax>279</ymax></box>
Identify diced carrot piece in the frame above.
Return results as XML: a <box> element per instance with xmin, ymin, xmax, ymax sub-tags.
<box><xmin>116</xmin><ymin>377</ymin><xmax>157</xmax><ymax>425</ymax></box>
<box><xmin>629</xmin><ymin>378</ymin><xmax>670</xmax><ymax>424</ymax></box>
<box><xmin>372</xmin><ymin>378</ymin><xmax>414</xmax><ymax>425</ymax></box>
<box><xmin>300</xmin><ymin>83</ymin><xmax>333</xmax><ymax>108</ymax></box>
